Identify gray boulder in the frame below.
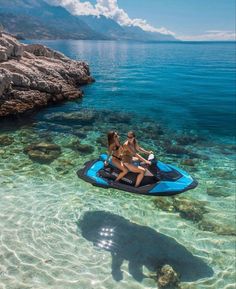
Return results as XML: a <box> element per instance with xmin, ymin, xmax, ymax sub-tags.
<box><xmin>0</xmin><ymin>33</ymin><xmax>94</xmax><ymax>117</ymax></box>
<box><xmin>24</xmin><ymin>142</ymin><xmax>61</xmax><ymax>164</ymax></box>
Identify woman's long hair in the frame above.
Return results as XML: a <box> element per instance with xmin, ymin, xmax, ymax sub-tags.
<box><xmin>107</xmin><ymin>131</ymin><xmax>116</xmax><ymax>147</ymax></box>
<box><xmin>128</xmin><ymin>131</ymin><xmax>137</xmax><ymax>149</ymax></box>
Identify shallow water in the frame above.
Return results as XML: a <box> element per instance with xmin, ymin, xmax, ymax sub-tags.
<box><xmin>0</xmin><ymin>40</ymin><xmax>236</xmax><ymax>289</ymax></box>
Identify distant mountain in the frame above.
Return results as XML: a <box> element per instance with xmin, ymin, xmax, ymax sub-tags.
<box><xmin>78</xmin><ymin>15</ymin><xmax>177</xmax><ymax>42</ymax></box>
<box><xmin>123</xmin><ymin>25</ymin><xmax>176</xmax><ymax>42</ymax></box>
<box><xmin>0</xmin><ymin>0</ymin><xmax>107</xmax><ymax>39</ymax></box>
<box><xmin>0</xmin><ymin>0</ymin><xmax>177</xmax><ymax>41</ymax></box>
<box><xmin>78</xmin><ymin>15</ymin><xmax>124</xmax><ymax>40</ymax></box>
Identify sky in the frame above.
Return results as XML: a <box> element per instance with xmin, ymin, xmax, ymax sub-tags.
<box><xmin>47</xmin><ymin>0</ymin><xmax>236</xmax><ymax>40</ymax></box>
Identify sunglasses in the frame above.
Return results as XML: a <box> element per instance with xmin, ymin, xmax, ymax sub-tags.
<box><xmin>127</xmin><ymin>136</ymin><xmax>134</xmax><ymax>139</ymax></box>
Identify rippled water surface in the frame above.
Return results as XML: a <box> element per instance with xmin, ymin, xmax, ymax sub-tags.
<box><xmin>0</xmin><ymin>40</ymin><xmax>235</xmax><ymax>289</ymax></box>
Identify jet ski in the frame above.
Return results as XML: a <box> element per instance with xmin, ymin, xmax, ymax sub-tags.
<box><xmin>77</xmin><ymin>154</ymin><xmax>198</xmax><ymax>196</ymax></box>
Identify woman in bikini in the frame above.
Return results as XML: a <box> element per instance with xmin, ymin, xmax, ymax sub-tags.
<box><xmin>122</xmin><ymin>131</ymin><xmax>152</xmax><ymax>187</ymax></box>
<box><xmin>105</xmin><ymin>131</ymin><xmax>128</xmax><ymax>182</ymax></box>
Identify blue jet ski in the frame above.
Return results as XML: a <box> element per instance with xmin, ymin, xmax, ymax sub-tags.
<box><xmin>77</xmin><ymin>154</ymin><xmax>198</xmax><ymax>196</ymax></box>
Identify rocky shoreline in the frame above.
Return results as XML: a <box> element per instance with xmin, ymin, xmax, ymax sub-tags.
<box><xmin>0</xmin><ymin>32</ymin><xmax>94</xmax><ymax>117</ymax></box>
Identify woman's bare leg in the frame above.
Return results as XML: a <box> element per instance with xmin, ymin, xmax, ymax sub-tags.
<box><xmin>135</xmin><ymin>172</ymin><xmax>145</xmax><ymax>187</ymax></box>
<box><xmin>123</xmin><ymin>163</ymin><xmax>145</xmax><ymax>187</ymax></box>
<box><xmin>112</xmin><ymin>158</ymin><xmax>128</xmax><ymax>181</ymax></box>
<box><xmin>115</xmin><ymin>164</ymin><xmax>128</xmax><ymax>181</ymax></box>
<box><xmin>116</xmin><ymin>169</ymin><xmax>129</xmax><ymax>181</ymax></box>
<box><xmin>144</xmin><ymin>169</ymin><xmax>153</xmax><ymax>177</ymax></box>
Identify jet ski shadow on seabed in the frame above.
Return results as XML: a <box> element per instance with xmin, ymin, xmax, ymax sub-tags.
<box><xmin>78</xmin><ymin>211</ymin><xmax>214</xmax><ymax>282</ymax></box>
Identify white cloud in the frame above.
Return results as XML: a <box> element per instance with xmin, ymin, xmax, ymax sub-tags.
<box><xmin>46</xmin><ymin>0</ymin><xmax>99</xmax><ymax>15</ymax></box>
<box><xmin>45</xmin><ymin>0</ymin><xmax>175</xmax><ymax>35</ymax></box>
<box><xmin>95</xmin><ymin>0</ymin><xmax>132</xmax><ymax>24</ymax></box>
<box><xmin>180</xmin><ymin>30</ymin><xmax>236</xmax><ymax>41</ymax></box>
<box><xmin>127</xmin><ymin>18</ymin><xmax>175</xmax><ymax>35</ymax></box>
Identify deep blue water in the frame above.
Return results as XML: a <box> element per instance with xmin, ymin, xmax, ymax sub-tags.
<box><xmin>24</xmin><ymin>40</ymin><xmax>236</xmax><ymax>140</ymax></box>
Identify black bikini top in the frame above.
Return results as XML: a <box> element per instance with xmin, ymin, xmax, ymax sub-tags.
<box><xmin>114</xmin><ymin>144</ymin><xmax>120</xmax><ymax>151</ymax></box>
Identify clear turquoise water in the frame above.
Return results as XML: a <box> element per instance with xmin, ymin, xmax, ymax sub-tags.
<box><xmin>27</xmin><ymin>40</ymin><xmax>236</xmax><ymax>139</ymax></box>
<box><xmin>0</xmin><ymin>40</ymin><xmax>235</xmax><ymax>289</ymax></box>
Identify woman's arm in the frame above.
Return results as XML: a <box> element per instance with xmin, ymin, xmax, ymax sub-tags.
<box><xmin>135</xmin><ymin>153</ymin><xmax>151</xmax><ymax>164</ymax></box>
<box><xmin>136</xmin><ymin>143</ymin><xmax>152</xmax><ymax>155</ymax></box>
<box><xmin>105</xmin><ymin>145</ymin><xmax>113</xmax><ymax>164</ymax></box>
<box><xmin>125</xmin><ymin>144</ymin><xmax>150</xmax><ymax>164</ymax></box>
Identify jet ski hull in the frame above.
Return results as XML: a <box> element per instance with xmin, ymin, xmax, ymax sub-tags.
<box><xmin>77</xmin><ymin>154</ymin><xmax>198</xmax><ymax>196</ymax></box>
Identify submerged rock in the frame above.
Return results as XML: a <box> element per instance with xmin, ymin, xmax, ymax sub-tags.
<box><xmin>68</xmin><ymin>140</ymin><xmax>94</xmax><ymax>154</ymax></box>
<box><xmin>0</xmin><ymin>135</ymin><xmax>14</xmax><ymax>146</ymax></box>
<box><xmin>141</xmin><ymin>123</ymin><xmax>164</xmax><ymax>140</ymax></box>
<box><xmin>181</xmin><ymin>159</ymin><xmax>197</xmax><ymax>166</ymax></box>
<box><xmin>161</xmin><ymin>138</ymin><xmax>208</xmax><ymax>160</ymax></box>
<box><xmin>208</xmin><ymin>168</ymin><xmax>235</xmax><ymax>180</ymax></box>
<box><xmin>158</xmin><ymin>265</ymin><xmax>181</xmax><ymax>289</ymax></box>
<box><xmin>164</xmin><ymin>145</ymin><xmax>190</xmax><ymax>156</ymax></box>
<box><xmin>188</xmin><ymin>153</ymin><xmax>210</xmax><ymax>161</ymax></box>
<box><xmin>73</xmin><ymin>129</ymin><xmax>87</xmax><ymax>139</ymax></box>
<box><xmin>198</xmin><ymin>214</ymin><xmax>236</xmax><ymax>236</ymax></box>
<box><xmin>153</xmin><ymin>198</ymin><xmax>175</xmax><ymax>212</ymax></box>
<box><xmin>216</xmin><ymin>144</ymin><xmax>236</xmax><ymax>155</ymax></box>
<box><xmin>154</xmin><ymin>190</ymin><xmax>233</xmax><ymax>235</ymax></box>
<box><xmin>206</xmin><ymin>185</ymin><xmax>231</xmax><ymax>197</ymax></box>
<box><xmin>76</xmin><ymin>143</ymin><xmax>94</xmax><ymax>154</ymax></box>
<box><xmin>154</xmin><ymin>196</ymin><xmax>208</xmax><ymax>222</ymax></box>
<box><xmin>38</xmin><ymin>122</ymin><xmax>73</xmax><ymax>135</ymax></box>
<box><xmin>106</xmin><ymin>111</ymin><xmax>132</xmax><ymax>123</ymax></box>
<box><xmin>44</xmin><ymin>110</ymin><xmax>96</xmax><ymax>125</ymax></box>
<box><xmin>0</xmin><ymin>33</ymin><xmax>94</xmax><ymax>117</ymax></box>
<box><xmin>173</xmin><ymin>197</ymin><xmax>208</xmax><ymax>222</ymax></box>
<box><xmin>176</xmin><ymin>134</ymin><xmax>203</xmax><ymax>146</ymax></box>
<box><xmin>149</xmin><ymin>265</ymin><xmax>181</xmax><ymax>289</ymax></box>
<box><xmin>24</xmin><ymin>142</ymin><xmax>61</xmax><ymax>163</ymax></box>
<box><xmin>96</xmin><ymin>136</ymin><xmax>107</xmax><ymax>148</ymax></box>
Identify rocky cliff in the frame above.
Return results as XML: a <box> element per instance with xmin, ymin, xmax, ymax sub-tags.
<box><xmin>0</xmin><ymin>32</ymin><xmax>94</xmax><ymax>117</ymax></box>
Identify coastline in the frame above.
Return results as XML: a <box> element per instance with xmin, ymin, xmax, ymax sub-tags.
<box><xmin>0</xmin><ymin>33</ymin><xmax>94</xmax><ymax>118</ymax></box>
